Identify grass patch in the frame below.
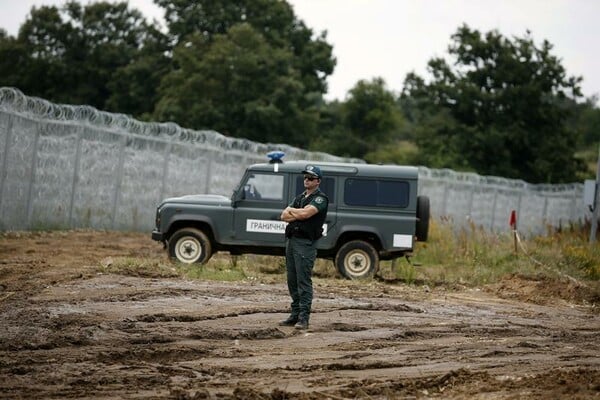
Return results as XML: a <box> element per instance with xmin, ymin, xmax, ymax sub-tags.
<box><xmin>179</xmin><ymin>254</ymin><xmax>247</xmax><ymax>281</ymax></box>
<box><xmin>406</xmin><ymin>220</ymin><xmax>600</xmax><ymax>287</ymax></box>
<box><xmin>97</xmin><ymin>252</ymin><xmax>341</xmax><ymax>284</ymax></box>
<box><xmin>100</xmin><ymin>257</ymin><xmax>181</xmax><ymax>278</ymax></box>
<box><xmin>98</xmin><ymin>222</ymin><xmax>599</xmax><ymax>302</ymax></box>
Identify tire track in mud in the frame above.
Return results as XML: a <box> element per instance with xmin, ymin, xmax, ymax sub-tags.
<box><xmin>1</xmin><ymin>272</ymin><xmax>599</xmax><ymax>399</ymax></box>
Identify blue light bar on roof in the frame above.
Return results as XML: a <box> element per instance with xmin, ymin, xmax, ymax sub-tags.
<box><xmin>267</xmin><ymin>151</ymin><xmax>285</xmax><ymax>164</ymax></box>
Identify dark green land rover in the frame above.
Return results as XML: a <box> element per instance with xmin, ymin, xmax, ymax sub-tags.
<box><xmin>152</xmin><ymin>153</ymin><xmax>429</xmax><ymax>279</ymax></box>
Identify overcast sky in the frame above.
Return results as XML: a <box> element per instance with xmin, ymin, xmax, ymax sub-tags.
<box><xmin>1</xmin><ymin>0</ymin><xmax>598</xmax><ymax>102</ymax></box>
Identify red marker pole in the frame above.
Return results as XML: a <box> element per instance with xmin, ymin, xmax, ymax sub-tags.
<box><xmin>509</xmin><ymin>210</ymin><xmax>517</xmax><ymax>255</ymax></box>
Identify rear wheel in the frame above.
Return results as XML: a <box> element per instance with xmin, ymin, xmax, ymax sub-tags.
<box><xmin>168</xmin><ymin>228</ymin><xmax>212</xmax><ymax>264</ymax></box>
<box><xmin>335</xmin><ymin>240</ymin><xmax>379</xmax><ymax>279</ymax></box>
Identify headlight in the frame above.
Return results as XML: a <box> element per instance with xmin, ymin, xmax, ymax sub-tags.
<box><xmin>155</xmin><ymin>207</ymin><xmax>162</xmax><ymax>229</ymax></box>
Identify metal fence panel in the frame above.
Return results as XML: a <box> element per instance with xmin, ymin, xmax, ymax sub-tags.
<box><xmin>0</xmin><ymin>113</ymin><xmax>37</xmax><ymax>230</ymax></box>
<box><xmin>29</xmin><ymin>121</ymin><xmax>80</xmax><ymax>229</ymax></box>
<box><xmin>0</xmin><ymin>87</ymin><xmax>590</xmax><ymax>235</ymax></box>
<box><xmin>114</xmin><ymin>136</ymin><xmax>169</xmax><ymax>231</ymax></box>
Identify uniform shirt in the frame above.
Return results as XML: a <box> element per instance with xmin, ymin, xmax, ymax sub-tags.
<box><xmin>287</xmin><ymin>189</ymin><xmax>329</xmax><ymax>241</ymax></box>
<box><xmin>291</xmin><ymin>189</ymin><xmax>328</xmax><ymax>214</ymax></box>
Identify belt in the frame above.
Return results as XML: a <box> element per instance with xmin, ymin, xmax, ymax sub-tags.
<box><xmin>292</xmin><ymin>231</ymin><xmax>311</xmax><ymax>240</ymax></box>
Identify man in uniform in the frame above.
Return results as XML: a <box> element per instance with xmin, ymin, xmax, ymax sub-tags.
<box><xmin>279</xmin><ymin>165</ymin><xmax>328</xmax><ymax>330</ymax></box>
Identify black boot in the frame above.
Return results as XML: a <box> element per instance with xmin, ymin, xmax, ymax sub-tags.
<box><xmin>278</xmin><ymin>315</ymin><xmax>298</xmax><ymax>326</ymax></box>
<box><xmin>294</xmin><ymin>318</ymin><xmax>309</xmax><ymax>330</ymax></box>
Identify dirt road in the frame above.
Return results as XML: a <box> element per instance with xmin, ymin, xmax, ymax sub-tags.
<box><xmin>0</xmin><ymin>230</ymin><xmax>599</xmax><ymax>399</ymax></box>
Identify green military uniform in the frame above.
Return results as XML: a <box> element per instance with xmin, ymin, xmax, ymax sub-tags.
<box><xmin>284</xmin><ymin>188</ymin><xmax>328</xmax><ymax>326</ymax></box>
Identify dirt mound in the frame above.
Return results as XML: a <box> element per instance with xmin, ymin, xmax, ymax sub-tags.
<box><xmin>486</xmin><ymin>273</ymin><xmax>600</xmax><ymax>307</ymax></box>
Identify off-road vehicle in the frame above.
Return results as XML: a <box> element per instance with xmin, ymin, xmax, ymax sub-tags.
<box><xmin>152</xmin><ymin>153</ymin><xmax>429</xmax><ymax>279</ymax></box>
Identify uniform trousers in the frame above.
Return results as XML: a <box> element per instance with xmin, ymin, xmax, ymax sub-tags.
<box><xmin>285</xmin><ymin>236</ymin><xmax>317</xmax><ymax>321</ymax></box>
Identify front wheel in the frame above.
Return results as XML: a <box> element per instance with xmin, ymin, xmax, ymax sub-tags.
<box><xmin>335</xmin><ymin>240</ymin><xmax>379</xmax><ymax>279</ymax></box>
<box><xmin>168</xmin><ymin>228</ymin><xmax>212</xmax><ymax>264</ymax></box>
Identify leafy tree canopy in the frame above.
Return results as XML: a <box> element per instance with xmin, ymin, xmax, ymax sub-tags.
<box><xmin>0</xmin><ymin>1</ymin><xmax>168</xmax><ymax>114</ymax></box>
<box><xmin>150</xmin><ymin>1</ymin><xmax>336</xmax><ymax>145</ymax></box>
<box><xmin>402</xmin><ymin>24</ymin><xmax>586</xmax><ymax>183</ymax></box>
<box><xmin>154</xmin><ymin>23</ymin><xmax>319</xmax><ymax>145</ymax></box>
<box><xmin>314</xmin><ymin>78</ymin><xmax>404</xmax><ymax>159</ymax></box>
<box><xmin>154</xmin><ymin>0</ymin><xmax>335</xmax><ymax>95</ymax></box>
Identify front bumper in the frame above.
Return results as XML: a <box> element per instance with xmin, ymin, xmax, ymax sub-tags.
<box><xmin>151</xmin><ymin>230</ymin><xmax>164</xmax><ymax>241</ymax></box>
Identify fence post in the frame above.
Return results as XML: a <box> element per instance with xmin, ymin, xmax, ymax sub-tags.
<box><xmin>159</xmin><ymin>141</ymin><xmax>172</xmax><ymax>202</ymax></box>
<box><xmin>516</xmin><ymin>189</ymin><xmax>523</xmax><ymax>223</ymax></box>
<box><xmin>26</xmin><ymin>124</ymin><xmax>41</xmax><ymax>229</ymax></box>
<box><xmin>542</xmin><ymin>196</ymin><xmax>549</xmax><ymax>234</ymax></box>
<box><xmin>441</xmin><ymin>179</ymin><xmax>449</xmax><ymax>217</ymax></box>
<box><xmin>111</xmin><ymin>135</ymin><xmax>127</xmax><ymax>229</ymax></box>
<box><xmin>489</xmin><ymin>187</ymin><xmax>498</xmax><ymax>231</ymax></box>
<box><xmin>68</xmin><ymin>127</ymin><xmax>84</xmax><ymax>228</ymax></box>
<box><xmin>570</xmin><ymin>188</ymin><xmax>577</xmax><ymax>225</ymax></box>
<box><xmin>467</xmin><ymin>182</ymin><xmax>474</xmax><ymax>222</ymax></box>
<box><xmin>0</xmin><ymin>113</ymin><xmax>13</xmax><ymax>219</ymax></box>
<box><xmin>204</xmin><ymin>152</ymin><xmax>214</xmax><ymax>194</ymax></box>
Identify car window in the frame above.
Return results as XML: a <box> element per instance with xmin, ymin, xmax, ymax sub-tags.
<box><xmin>244</xmin><ymin>174</ymin><xmax>284</xmax><ymax>200</ymax></box>
<box><xmin>344</xmin><ymin>179</ymin><xmax>409</xmax><ymax>207</ymax></box>
<box><xmin>295</xmin><ymin>176</ymin><xmax>335</xmax><ymax>203</ymax></box>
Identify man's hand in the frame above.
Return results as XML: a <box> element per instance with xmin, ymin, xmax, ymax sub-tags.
<box><xmin>280</xmin><ymin>207</ymin><xmax>296</xmax><ymax>222</ymax></box>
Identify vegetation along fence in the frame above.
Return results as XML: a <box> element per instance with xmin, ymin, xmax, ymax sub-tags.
<box><xmin>0</xmin><ymin>87</ymin><xmax>589</xmax><ymax>235</ymax></box>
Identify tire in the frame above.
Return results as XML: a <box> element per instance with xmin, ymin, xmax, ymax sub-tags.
<box><xmin>168</xmin><ymin>228</ymin><xmax>212</xmax><ymax>264</ymax></box>
<box><xmin>415</xmin><ymin>195</ymin><xmax>430</xmax><ymax>242</ymax></box>
<box><xmin>335</xmin><ymin>240</ymin><xmax>379</xmax><ymax>279</ymax></box>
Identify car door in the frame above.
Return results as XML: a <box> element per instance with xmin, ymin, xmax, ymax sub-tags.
<box><xmin>232</xmin><ymin>172</ymin><xmax>288</xmax><ymax>245</ymax></box>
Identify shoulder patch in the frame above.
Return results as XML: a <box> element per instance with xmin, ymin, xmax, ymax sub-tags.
<box><xmin>315</xmin><ymin>196</ymin><xmax>325</xmax><ymax>204</ymax></box>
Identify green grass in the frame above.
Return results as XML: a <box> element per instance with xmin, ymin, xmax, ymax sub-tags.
<box><xmin>100</xmin><ymin>257</ymin><xmax>181</xmax><ymax>278</ymax></box>
<box><xmin>99</xmin><ymin>221</ymin><xmax>600</xmax><ymax>290</ymax></box>
<box><xmin>407</xmin><ymin>220</ymin><xmax>600</xmax><ymax>286</ymax></box>
<box><xmin>181</xmin><ymin>258</ymin><xmax>247</xmax><ymax>281</ymax></box>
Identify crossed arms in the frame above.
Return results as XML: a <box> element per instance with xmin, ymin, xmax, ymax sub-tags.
<box><xmin>280</xmin><ymin>205</ymin><xmax>318</xmax><ymax>222</ymax></box>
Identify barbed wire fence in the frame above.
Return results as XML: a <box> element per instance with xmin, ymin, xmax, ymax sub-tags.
<box><xmin>0</xmin><ymin>87</ymin><xmax>590</xmax><ymax>234</ymax></box>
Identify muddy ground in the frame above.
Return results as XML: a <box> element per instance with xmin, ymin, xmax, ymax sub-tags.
<box><xmin>0</xmin><ymin>230</ymin><xmax>599</xmax><ymax>399</ymax></box>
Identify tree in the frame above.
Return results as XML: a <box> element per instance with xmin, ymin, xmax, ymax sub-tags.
<box><xmin>571</xmin><ymin>96</ymin><xmax>600</xmax><ymax>149</ymax></box>
<box><xmin>153</xmin><ymin>23</ymin><xmax>319</xmax><ymax>145</ymax></box>
<box><xmin>0</xmin><ymin>30</ymin><xmax>32</xmax><ymax>94</ymax></box>
<box><xmin>1</xmin><ymin>0</ymin><xmax>334</xmax><ymax>142</ymax></box>
<box><xmin>566</xmin><ymin>96</ymin><xmax>600</xmax><ymax>179</ymax></box>
<box><xmin>151</xmin><ymin>0</ymin><xmax>337</xmax><ymax>143</ymax></box>
<box><xmin>0</xmin><ymin>5</ymin><xmax>75</xmax><ymax>102</ymax></box>
<box><xmin>402</xmin><ymin>25</ymin><xmax>586</xmax><ymax>183</ymax></box>
<box><xmin>154</xmin><ymin>0</ymin><xmax>335</xmax><ymax>101</ymax></box>
<box><xmin>314</xmin><ymin>78</ymin><xmax>404</xmax><ymax>160</ymax></box>
<box><xmin>103</xmin><ymin>9</ymin><xmax>171</xmax><ymax>118</ymax></box>
<box><xmin>0</xmin><ymin>1</ymin><xmax>168</xmax><ymax>115</ymax></box>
